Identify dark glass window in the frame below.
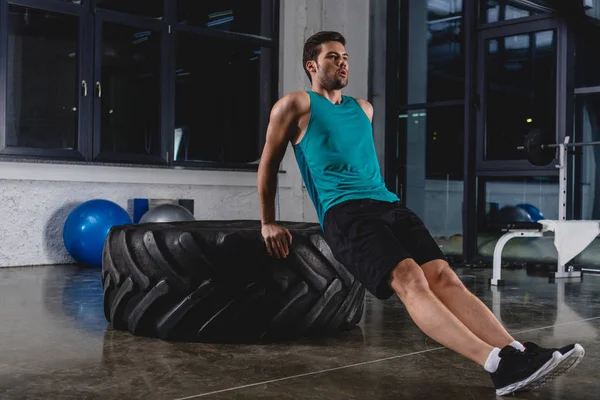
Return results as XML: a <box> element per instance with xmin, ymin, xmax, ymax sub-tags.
<box><xmin>425</xmin><ymin>0</ymin><xmax>465</xmax><ymax>103</ymax></box>
<box><xmin>403</xmin><ymin>0</ymin><xmax>464</xmax><ymax>105</ymax></box>
<box><xmin>177</xmin><ymin>0</ymin><xmax>270</xmax><ymax>37</ymax></box>
<box><xmin>0</xmin><ymin>1</ymin><xmax>278</xmax><ymax>168</ymax></box>
<box><xmin>480</xmin><ymin>0</ymin><xmax>550</xmax><ymax>24</ymax></box>
<box><xmin>398</xmin><ymin>106</ymin><xmax>464</xmax><ymax>180</ymax></box>
<box><xmin>484</xmin><ymin>30</ymin><xmax>556</xmax><ymax>161</ymax></box>
<box><xmin>96</xmin><ymin>0</ymin><xmax>163</xmax><ymax>19</ymax></box>
<box><xmin>174</xmin><ymin>32</ymin><xmax>268</xmax><ymax>163</ymax></box>
<box><xmin>99</xmin><ymin>23</ymin><xmax>161</xmax><ymax>156</ymax></box>
<box><xmin>574</xmin><ymin>92</ymin><xmax>600</xmax><ymax>219</ymax></box>
<box><xmin>426</xmin><ymin>106</ymin><xmax>465</xmax><ymax>179</ymax></box>
<box><xmin>399</xmin><ymin>1</ymin><xmax>465</xmax><ymax>181</ymax></box>
<box><xmin>6</xmin><ymin>5</ymin><xmax>79</xmax><ymax>150</ymax></box>
<box><xmin>575</xmin><ymin>21</ymin><xmax>600</xmax><ymax>88</ymax></box>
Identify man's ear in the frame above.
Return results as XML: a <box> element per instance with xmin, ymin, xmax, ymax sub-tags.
<box><xmin>306</xmin><ymin>60</ymin><xmax>316</xmax><ymax>73</ymax></box>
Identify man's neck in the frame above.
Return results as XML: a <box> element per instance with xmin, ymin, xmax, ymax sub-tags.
<box><xmin>311</xmin><ymin>87</ymin><xmax>343</xmax><ymax>105</ymax></box>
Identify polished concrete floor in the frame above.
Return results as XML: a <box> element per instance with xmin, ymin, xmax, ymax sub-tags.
<box><xmin>0</xmin><ymin>264</ymin><xmax>599</xmax><ymax>399</ymax></box>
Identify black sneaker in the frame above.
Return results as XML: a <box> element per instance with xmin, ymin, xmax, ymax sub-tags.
<box><xmin>523</xmin><ymin>341</ymin><xmax>585</xmax><ymax>383</ymax></box>
<box><xmin>490</xmin><ymin>345</ymin><xmax>562</xmax><ymax>396</ymax></box>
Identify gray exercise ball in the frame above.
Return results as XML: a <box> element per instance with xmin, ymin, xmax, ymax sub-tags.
<box><xmin>139</xmin><ymin>204</ymin><xmax>195</xmax><ymax>223</ymax></box>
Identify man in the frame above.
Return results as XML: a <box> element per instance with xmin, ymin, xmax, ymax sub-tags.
<box><xmin>257</xmin><ymin>30</ymin><xmax>584</xmax><ymax>396</ymax></box>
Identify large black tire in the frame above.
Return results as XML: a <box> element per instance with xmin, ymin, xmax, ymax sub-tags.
<box><xmin>101</xmin><ymin>220</ymin><xmax>365</xmax><ymax>343</ymax></box>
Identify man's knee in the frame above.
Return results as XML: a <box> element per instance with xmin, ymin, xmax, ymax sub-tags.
<box><xmin>422</xmin><ymin>260</ymin><xmax>463</xmax><ymax>290</ymax></box>
<box><xmin>389</xmin><ymin>259</ymin><xmax>430</xmax><ymax>298</ymax></box>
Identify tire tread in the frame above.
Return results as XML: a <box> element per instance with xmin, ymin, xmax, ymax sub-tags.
<box><xmin>102</xmin><ymin>220</ymin><xmax>365</xmax><ymax>342</ymax></box>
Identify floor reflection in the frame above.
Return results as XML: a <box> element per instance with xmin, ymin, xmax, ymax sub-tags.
<box><xmin>0</xmin><ymin>264</ymin><xmax>598</xmax><ymax>399</ymax></box>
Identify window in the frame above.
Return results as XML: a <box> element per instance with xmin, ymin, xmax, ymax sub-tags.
<box><xmin>0</xmin><ymin>0</ymin><xmax>279</xmax><ymax>169</ymax></box>
<box><xmin>572</xmin><ymin>18</ymin><xmax>600</xmax><ymax>219</ymax></box>
<box><xmin>97</xmin><ymin>22</ymin><xmax>162</xmax><ymax>158</ymax></box>
<box><xmin>96</xmin><ymin>0</ymin><xmax>163</xmax><ymax>19</ymax></box>
<box><xmin>174</xmin><ymin>32</ymin><xmax>270</xmax><ymax>164</ymax></box>
<box><xmin>5</xmin><ymin>5</ymin><xmax>80</xmax><ymax>152</ymax></box>
<box><xmin>390</xmin><ymin>0</ymin><xmax>466</xmax><ymax>242</ymax></box>
<box><xmin>396</xmin><ymin>0</ymin><xmax>466</xmax><ymax>180</ymax></box>
<box><xmin>483</xmin><ymin>30</ymin><xmax>557</xmax><ymax>161</ymax></box>
<box><xmin>476</xmin><ymin>175</ymin><xmax>558</xmax><ymax>256</ymax></box>
<box><xmin>480</xmin><ymin>0</ymin><xmax>551</xmax><ymax>24</ymax></box>
<box><xmin>177</xmin><ymin>0</ymin><xmax>272</xmax><ymax>37</ymax></box>
<box><xmin>573</xmin><ymin>92</ymin><xmax>600</xmax><ymax>220</ymax></box>
<box><xmin>575</xmin><ymin>16</ymin><xmax>600</xmax><ymax>88</ymax></box>
<box><xmin>425</xmin><ymin>0</ymin><xmax>465</xmax><ymax>103</ymax></box>
<box><xmin>398</xmin><ymin>106</ymin><xmax>465</xmax><ymax>180</ymax></box>
<box><xmin>585</xmin><ymin>0</ymin><xmax>600</xmax><ymax>21</ymax></box>
<box><xmin>401</xmin><ymin>0</ymin><xmax>465</xmax><ymax>105</ymax></box>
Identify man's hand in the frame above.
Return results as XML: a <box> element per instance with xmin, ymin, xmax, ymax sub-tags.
<box><xmin>261</xmin><ymin>222</ymin><xmax>293</xmax><ymax>258</ymax></box>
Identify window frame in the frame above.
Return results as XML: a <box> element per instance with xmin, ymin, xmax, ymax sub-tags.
<box><xmin>0</xmin><ymin>0</ymin><xmax>280</xmax><ymax>170</ymax></box>
<box><xmin>167</xmin><ymin>24</ymin><xmax>277</xmax><ymax>170</ymax></box>
<box><xmin>477</xmin><ymin>0</ymin><xmax>555</xmax><ymax>28</ymax></box>
<box><xmin>475</xmin><ymin>17</ymin><xmax>566</xmax><ymax>173</ymax></box>
<box><xmin>91</xmin><ymin>9</ymin><xmax>168</xmax><ymax>165</ymax></box>
<box><xmin>0</xmin><ymin>0</ymin><xmax>90</xmax><ymax>160</ymax></box>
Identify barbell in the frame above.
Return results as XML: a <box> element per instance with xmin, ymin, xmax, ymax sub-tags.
<box><xmin>518</xmin><ymin>128</ymin><xmax>600</xmax><ymax>166</ymax></box>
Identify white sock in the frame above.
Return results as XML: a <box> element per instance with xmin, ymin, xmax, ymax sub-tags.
<box><xmin>510</xmin><ymin>340</ymin><xmax>526</xmax><ymax>352</ymax></box>
<box><xmin>484</xmin><ymin>347</ymin><xmax>502</xmax><ymax>373</ymax></box>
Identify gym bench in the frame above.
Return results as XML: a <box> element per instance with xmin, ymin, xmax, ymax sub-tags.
<box><xmin>490</xmin><ymin>221</ymin><xmax>598</xmax><ymax>286</ymax></box>
<box><xmin>491</xmin><ymin>134</ymin><xmax>600</xmax><ymax>286</ymax></box>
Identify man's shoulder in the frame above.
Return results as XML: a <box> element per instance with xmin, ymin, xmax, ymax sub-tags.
<box><xmin>350</xmin><ymin>97</ymin><xmax>373</xmax><ymax>120</ymax></box>
<box><xmin>281</xmin><ymin>90</ymin><xmax>311</xmax><ymax>106</ymax></box>
<box><xmin>351</xmin><ymin>97</ymin><xmax>372</xmax><ymax>108</ymax></box>
<box><xmin>272</xmin><ymin>90</ymin><xmax>311</xmax><ymax>114</ymax></box>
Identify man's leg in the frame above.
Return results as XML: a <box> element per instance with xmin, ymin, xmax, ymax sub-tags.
<box><xmin>421</xmin><ymin>259</ymin><xmax>586</xmax><ymax>377</ymax></box>
<box><xmin>324</xmin><ymin>200</ymin><xmax>563</xmax><ymax>394</ymax></box>
<box><xmin>421</xmin><ymin>259</ymin><xmax>516</xmax><ymax>349</ymax></box>
<box><xmin>390</xmin><ymin>205</ymin><xmax>517</xmax><ymax>350</ymax></box>
<box><xmin>388</xmin><ymin>258</ymin><xmax>495</xmax><ymax>366</ymax></box>
<box><xmin>388</xmin><ymin>258</ymin><xmax>569</xmax><ymax>396</ymax></box>
<box><xmin>324</xmin><ymin>201</ymin><xmax>495</xmax><ymax>365</ymax></box>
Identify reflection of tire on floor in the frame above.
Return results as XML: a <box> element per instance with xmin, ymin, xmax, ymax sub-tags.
<box><xmin>102</xmin><ymin>220</ymin><xmax>365</xmax><ymax>343</ymax></box>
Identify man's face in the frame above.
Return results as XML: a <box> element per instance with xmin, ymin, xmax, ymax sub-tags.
<box><xmin>311</xmin><ymin>41</ymin><xmax>348</xmax><ymax>90</ymax></box>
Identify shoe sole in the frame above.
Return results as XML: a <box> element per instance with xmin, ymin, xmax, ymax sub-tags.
<box><xmin>495</xmin><ymin>350</ymin><xmax>562</xmax><ymax>396</ymax></box>
<box><xmin>527</xmin><ymin>344</ymin><xmax>585</xmax><ymax>390</ymax></box>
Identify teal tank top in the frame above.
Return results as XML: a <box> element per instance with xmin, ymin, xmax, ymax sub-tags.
<box><xmin>292</xmin><ymin>91</ymin><xmax>399</xmax><ymax>227</ymax></box>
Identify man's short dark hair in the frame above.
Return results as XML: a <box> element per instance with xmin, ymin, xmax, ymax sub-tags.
<box><xmin>303</xmin><ymin>31</ymin><xmax>346</xmax><ymax>82</ymax></box>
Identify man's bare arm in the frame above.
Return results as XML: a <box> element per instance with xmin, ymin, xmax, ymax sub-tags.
<box><xmin>257</xmin><ymin>94</ymin><xmax>299</xmax><ymax>225</ymax></box>
<box><xmin>257</xmin><ymin>93</ymin><xmax>305</xmax><ymax>258</ymax></box>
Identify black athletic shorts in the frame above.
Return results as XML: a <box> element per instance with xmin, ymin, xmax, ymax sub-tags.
<box><xmin>322</xmin><ymin>199</ymin><xmax>446</xmax><ymax>300</ymax></box>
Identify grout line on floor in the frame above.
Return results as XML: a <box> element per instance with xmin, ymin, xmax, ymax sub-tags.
<box><xmin>173</xmin><ymin>315</ymin><xmax>600</xmax><ymax>400</ymax></box>
<box><xmin>513</xmin><ymin>316</ymin><xmax>600</xmax><ymax>335</ymax></box>
<box><xmin>172</xmin><ymin>346</ymin><xmax>445</xmax><ymax>400</ymax></box>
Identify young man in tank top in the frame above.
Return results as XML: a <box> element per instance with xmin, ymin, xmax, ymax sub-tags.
<box><xmin>257</xmin><ymin>30</ymin><xmax>584</xmax><ymax>396</ymax></box>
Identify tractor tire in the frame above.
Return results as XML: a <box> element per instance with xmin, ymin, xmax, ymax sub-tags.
<box><xmin>101</xmin><ymin>220</ymin><xmax>365</xmax><ymax>343</ymax></box>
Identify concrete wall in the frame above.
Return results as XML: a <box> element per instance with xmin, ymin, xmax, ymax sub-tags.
<box><xmin>0</xmin><ymin>0</ymin><xmax>375</xmax><ymax>267</ymax></box>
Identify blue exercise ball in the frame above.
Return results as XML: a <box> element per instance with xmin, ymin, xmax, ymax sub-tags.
<box><xmin>63</xmin><ymin>199</ymin><xmax>132</xmax><ymax>266</ymax></box>
<box><xmin>516</xmin><ymin>203</ymin><xmax>544</xmax><ymax>222</ymax></box>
